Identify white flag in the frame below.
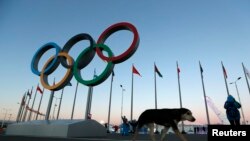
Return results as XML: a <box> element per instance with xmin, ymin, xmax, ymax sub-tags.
<box><xmin>244</xmin><ymin>66</ymin><xmax>250</xmax><ymax>79</ymax></box>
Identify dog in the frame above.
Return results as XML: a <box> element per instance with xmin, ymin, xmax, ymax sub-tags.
<box><xmin>132</xmin><ymin>108</ymin><xmax>196</xmax><ymax>141</ymax></box>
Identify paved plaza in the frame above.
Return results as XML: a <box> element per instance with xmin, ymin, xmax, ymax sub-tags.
<box><xmin>0</xmin><ymin>133</ymin><xmax>207</xmax><ymax>141</ymax></box>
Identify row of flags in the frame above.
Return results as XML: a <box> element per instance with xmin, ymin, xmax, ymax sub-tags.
<box><xmin>22</xmin><ymin>85</ymin><xmax>43</xmax><ymax>101</ymax></box>
<box><xmin>132</xmin><ymin>62</ymin><xmax>250</xmax><ymax>80</ymax></box>
<box><xmin>16</xmin><ymin>62</ymin><xmax>250</xmax><ymax>125</ymax></box>
<box><xmin>20</xmin><ymin>85</ymin><xmax>44</xmax><ymax>106</ymax></box>
<box><xmin>131</xmin><ymin>61</ymin><xmax>250</xmax><ymax>126</ymax></box>
<box><xmin>16</xmin><ymin>85</ymin><xmax>44</xmax><ymax>122</ymax></box>
<box><xmin>132</xmin><ymin>63</ymin><xmax>163</xmax><ymax>77</ymax></box>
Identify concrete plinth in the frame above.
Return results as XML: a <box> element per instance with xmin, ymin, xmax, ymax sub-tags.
<box><xmin>6</xmin><ymin>119</ymin><xmax>107</xmax><ymax>138</ymax></box>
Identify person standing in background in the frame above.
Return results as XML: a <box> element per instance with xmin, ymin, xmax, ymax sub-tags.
<box><xmin>224</xmin><ymin>95</ymin><xmax>241</xmax><ymax>125</ymax></box>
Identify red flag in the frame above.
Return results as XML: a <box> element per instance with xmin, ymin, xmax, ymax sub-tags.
<box><xmin>222</xmin><ymin>64</ymin><xmax>227</xmax><ymax>79</ymax></box>
<box><xmin>132</xmin><ymin>65</ymin><xmax>141</xmax><ymax>76</ymax></box>
<box><xmin>37</xmin><ymin>86</ymin><xmax>43</xmax><ymax>94</ymax></box>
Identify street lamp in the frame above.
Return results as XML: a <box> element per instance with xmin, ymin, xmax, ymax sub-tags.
<box><xmin>229</xmin><ymin>77</ymin><xmax>246</xmax><ymax>124</ymax></box>
<box><xmin>8</xmin><ymin>114</ymin><xmax>12</xmax><ymax>122</ymax></box>
<box><xmin>52</xmin><ymin>96</ymin><xmax>60</xmax><ymax>120</ymax></box>
<box><xmin>1</xmin><ymin>108</ymin><xmax>11</xmax><ymax>128</ymax></box>
<box><xmin>120</xmin><ymin>85</ymin><xmax>125</xmax><ymax>120</ymax></box>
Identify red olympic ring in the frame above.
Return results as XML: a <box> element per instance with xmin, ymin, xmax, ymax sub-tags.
<box><xmin>96</xmin><ymin>22</ymin><xmax>140</xmax><ymax>64</ymax></box>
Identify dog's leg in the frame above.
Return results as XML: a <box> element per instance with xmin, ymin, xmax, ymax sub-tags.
<box><xmin>160</xmin><ymin>126</ymin><xmax>170</xmax><ymax>141</ymax></box>
<box><xmin>173</xmin><ymin>129</ymin><xmax>188</xmax><ymax>141</ymax></box>
<box><xmin>132</xmin><ymin>127</ymin><xmax>139</xmax><ymax>141</ymax></box>
<box><xmin>148</xmin><ymin>123</ymin><xmax>156</xmax><ymax>141</ymax></box>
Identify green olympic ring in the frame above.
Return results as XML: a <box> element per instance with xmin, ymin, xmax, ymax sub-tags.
<box><xmin>74</xmin><ymin>44</ymin><xmax>114</xmax><ymax>86</ymax></box>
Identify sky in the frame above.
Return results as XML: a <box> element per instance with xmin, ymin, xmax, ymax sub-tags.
<box><xmin>0</xmin><ymin>0</ymin><xmax>250</xmax><ymax>126</ymax></box>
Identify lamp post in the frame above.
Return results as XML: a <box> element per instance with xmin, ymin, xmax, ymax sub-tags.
<box><xmin>230</xmin><ymin>77</ymin><xmax>246</xmax><ymax>124</ymax></box>
<box><xmin>1</xmin><ymin>108</ymin><xmax>10</xmax><ymax>128</ymax></box>
<box><xmin>52</xmin><ymin>96</ymin><xmax>60</xmax><ymax>120</ymax></box>
<box><xmin>8</xmin><ymin>114</ymin><xmax>12</xmax><ymax>122</ymax></box>
<box><xmin>120</xmin><ymin>85</ymin><xmax>125</xmax><ymax>121</ymax></box>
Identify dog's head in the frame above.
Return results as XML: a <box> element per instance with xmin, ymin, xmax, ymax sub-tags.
<box><xmin>180</xmin><ymin>108</ymin><xmax>196</xmax><ymax>122</ymax></box>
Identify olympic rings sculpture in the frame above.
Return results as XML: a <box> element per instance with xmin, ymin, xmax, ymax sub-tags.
<box><xmin>31</xmin><ymin>22</ymin><xmax>140</xmax><ymax>91</ymax></box>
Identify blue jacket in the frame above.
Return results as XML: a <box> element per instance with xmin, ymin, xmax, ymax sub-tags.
<box><xmin>224</xmin><ymin>95</ymin><xmax>241</xmax><ymax>120</ymax></box>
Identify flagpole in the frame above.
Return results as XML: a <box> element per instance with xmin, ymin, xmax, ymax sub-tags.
<box><xmin>177</xmin><ymin>61</ymin><xmax>184</xmax><ymax>133</ymax></box>
<box><xmin>154</xmin><ymin>63</ymin><xmax>159</xmax><ymax>134</ymax></box>
<box><xmin>71</xmin><ymin>82</ymin><xmax>79</xmax><ymax>120</ymax></box>
<box><xmin>234</xmin><ymin>81</ymin><xmax>246</xmax><ymax>124</ymax></box>
<box><xmin>107</xmin><ymin>72</ymin><xmax>114</xmax><ymax>132</ymax></box>
<box><xmin>56</xmin><ymin>88</ymin><xmax>64</xmax><ymax>120</ymax></box>
<box><xmin>19</xmin><ymin>92</ymin><xmax>28</xmax><ymax>122</ymax></box>
<box><xmin>45</xmin><ymin>90</ymin><xmax>54</xmax><ymax>120</ymax></box>
<box><xmin>85</xmin><ymin>70</ymin><xmax>96</xmax><ymax>119</ymax></box>
<box><xmin>22</xmin><ymin>96</ymin><xmax>30</xmax><ymax>122</ymax></box>
<box><xmin>131</xmin><ymin>65</ymin><xmax>134</xmax><ymax>121</ymax></box>
<box><xmin>154</xmin><ymin>63</ymin><xmax>158</xmax><ymax>109</ymax></box>
<box><xmin>242</xmin><ymin>63</ymin><xmax>250</xmax><ymax>95</ymax></box>
<box><xmin>221</xmin><ymin>61</ymin><xmax>229</xmax><ymax>96</ymax></box>
<box><xmin>130</xmin><ymin>65</ymin><xmax>141</xmax><ymax>121</ymax></box>
<box><xmin>28</xmin><ymin>84</ymin><xmax>39</xmax><ymax>121</ymax></box>
<box><xmin>45</xmin><ymin>78</ymin><xmax>55</xmax><ymax>120</ymax></box>
<box><xmin>199</xmin><ymin>61</ymin><xmax>210</xmax><ymax>125</ymax></box>
<box><xmin>120</xmin><ymin>85</ymin><xmax>125</xmax><ymax>123</ymax></box>
<box><xmin>36</xmin><ymin>87</ymin><xmax>45</xmax><ymax>120</ymax></box>
<box><xmin>16</xmin><ymin>93</ymin><xmax>25</xmax><ymax>122</ymax></box>
<box><xmin>85</xmin><ymin>87</ymin><xmax>92</xmax><ymax>119</ymax></box>
<box><xmin>22</xmin><ymin>87</ymin><xmax>33</xmax><ymax>122</ymax></box>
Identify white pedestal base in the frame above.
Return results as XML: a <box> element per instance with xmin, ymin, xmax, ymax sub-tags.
<box><xmin>6</xmin><ymin>119</ymin><xmax>107</xmax><ymax>138</ymax></box>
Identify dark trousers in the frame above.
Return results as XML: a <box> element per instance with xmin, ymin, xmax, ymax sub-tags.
<box><xmin>229</xmin><ymin>119</ymin><xmax>240</xmax><ymax>125</ymax></box>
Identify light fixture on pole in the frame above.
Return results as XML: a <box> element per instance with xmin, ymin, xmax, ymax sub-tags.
<box><xmin>52</xmin><ymin>96</ymin><xmax>60</xmax><ymax>120</ymax></box>
<box><xmin>120</xmin><ymin>85</ymin><xmax>125</xmax><ymax>121</ymax></box>
<box><xmin>229</xmin><ymin>77</ymin><xmax>246</xmax><ymax>124</ymax></box>
<box><xmin>1</xmin><ymin>108</ymin><xmax>11</xmax><ymax>128</ymax></box>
